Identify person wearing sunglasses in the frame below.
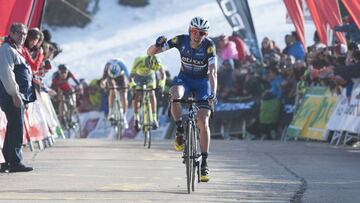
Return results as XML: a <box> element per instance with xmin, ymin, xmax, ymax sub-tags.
<box><xmin>128</xmin><ymin>55</ymin><xmax>166</xmax><ymax>131</ymax></box>
<box><xmin>147</xmin><ymin>16</ymin><xmax>217</xmax><ymax>182</ymax></box>
<box><xmin>0</xmin><ymin>23</ymin><xmax>36</xmax><ymax>173</ymax></box>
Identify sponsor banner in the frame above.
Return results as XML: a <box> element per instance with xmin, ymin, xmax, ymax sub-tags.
<box><xmin>217</xmin><ymin>0</ymin><xmax>262</xmax><ymax>59</ymax></box>
<box><xmin>25</xmin><ymin>99</ymin><xmax>51</xmax><ymax>142</ymax></box>
<box><xmin>288</xmin><ymin>86</ymin><xmax>337</xmax><ymax>140</ymax></box>
<box><xmin>214</xmin><ymin>101</ymin><xmax>257</xmax><ymax>121</ymax></box>
<box><xmin>327</xmin><ymin>82</ymin><xmax>360</xmax><ymax>133</ymax></box>
<box><xmin>40</xmin><ymin>92</ymin><xmax>63</xmax><ymax>138</ymax></box>
<box><xmin>301</xmin><ymin>95</ymin><xmax>337</xmax><ymax>140</ymax></box>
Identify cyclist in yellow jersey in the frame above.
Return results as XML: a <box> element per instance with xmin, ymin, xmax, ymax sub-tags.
<box><xmin>129</xmin><ymin>55</ymin><xmax>166</xmax><ymax>131</ymax></box>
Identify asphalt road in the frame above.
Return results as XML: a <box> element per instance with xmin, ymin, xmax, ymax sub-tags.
<box><xmin>1</xmin><ymin>139</ymin><xmax>359</xmax><ymax>203</ymax></box>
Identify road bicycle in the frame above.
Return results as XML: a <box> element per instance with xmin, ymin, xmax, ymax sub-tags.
<box><xmin>60</xmin><ymin>90</ymin><xmax>81</xmax><ymax>138</ymax></box>
<box><xmin>108</xmin><ymin>87</ymin><xmax>126</xmax><ymax>140</ymax></box>
<box><xmin>136</xmin><ymin>85</ymin><xmax>154</xmax><ymax>149</ymax></box>
<box><xmin>172</xmin><ymin>97</ymin><xmax>204</xmax><ymax>194</ymax></box>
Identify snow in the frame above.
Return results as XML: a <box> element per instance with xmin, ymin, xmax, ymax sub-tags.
<box><xmin>46</xmin><ymin>0</ymin><xmax>315</xmax><ymax>84</ymax></box>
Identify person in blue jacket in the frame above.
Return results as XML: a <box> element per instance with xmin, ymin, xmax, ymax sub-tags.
<box><xmin>0</xmin><ymin>23</ymin><xmax>36</xmax><ymax>173</ymax></box>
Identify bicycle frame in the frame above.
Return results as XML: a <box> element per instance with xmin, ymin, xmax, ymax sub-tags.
<box><xmin>172</xmin><ymin>97</ymin><xmax>203</xmax><ymax>193</ymax></box>
<box><xmin>61</xmin><ymin>90</ymin><xmax>81</xmax><ymax>138</ymax></box>
<box><xmin>109</xmin><ymin>87</ymin><xmax>125</xmax><ymax>139</ymax></box>
<box><xmin>136</xmin><ymin>85</ymin><xmax>153</xmax><ymax>148</ymax></box>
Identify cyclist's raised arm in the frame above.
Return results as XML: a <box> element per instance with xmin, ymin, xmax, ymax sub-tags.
<box><xmin>147</xmin><ymin>35</ymin><xmax>184</xmax><ymax>56</ymax></box>
<box><xmin>158</xmin><ymin>66</ymin><xmax>166</xmax><ymax>91</ymax></box>
<box><xmin>147</xmin><ymin>36</ymin><xmax>167</xmax><ymax>56</ymax></box>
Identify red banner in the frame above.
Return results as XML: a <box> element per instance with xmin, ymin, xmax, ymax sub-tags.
<box><xmin>0</xmin><ymin>0</ymin><xmax>46</xmax><ymax>37</ymax></box>
<box><xmin>317</xmin><ymin>0</ymin><xmax>346</xmax><ymax>45</ymax></box>
<box><xmin>306</xmin><ymin>0</ymin><xmax>328</xmax><ymax>44</ymax></box>
<box><xmin>342</xmin><ymin>0</ymin><xmax>360</xmax><ymax>30</ymax></box>
<box><xmin>0</xmin><ymin>0</ymin><xmax>16</xmax><ymax>37</ymax></box>
<box><xmin>283</xmin><ymin>0</ymin><xmax>306</xmax><ymax>50</ymax></box>
<box><xmin>29</xmin><ymin>0</ymin><xmax>46</xmax><ymax>29</ymax></box>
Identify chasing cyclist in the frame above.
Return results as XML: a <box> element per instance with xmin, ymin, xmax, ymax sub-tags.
<box><xmin>100</xmin><ymin>59</ymin><xmax>130</xmax><ymax>128</ymax></box>
<box><xmin>51</xmin><ymin>64</ymin><xmax>81</xmax><ymax>119</ymax></box>
<box><xmin>129</xmin><ymin>55</ymin><xmax>166</xmax><ymax>131</ymax></box>
<box><xmin>147</xmin><ymin>16</ymin><xmax>217</xmax><ymax>182</ymax></box>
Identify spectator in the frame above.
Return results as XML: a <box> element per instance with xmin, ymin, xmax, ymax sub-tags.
<box><xmin>23</xmin><ymin>28</ymin><xmax>44</xmax><ymax>74</ymax></box>
<box><xmin>334</xmin><ymin>16</ymin><xmax>360</xmax><ymax>43</ymax></box>
<box><xmin>282</xmin><ymin>34</ymin><xmax>292</xmax><ymax>55</ymax></box>
<box><xmin>229</xmin><ymin>32</ymin><xmax>248</xmax><ymax>62</ymax></box>
<box><xmin>218</xmin><ymin>34</ymin><xmax>239</xmax><ymax>62</ymax></box>
<box><xmin>41</xmin><ymin>29</ymin><xmax>62</xmax><ymax>60</ymax></box>
<box><xmin>0</xmin><ymin>23</ymin><xmax>36</xmax><ymax>173</ymax></box>
<box><xmin>268</xmin><ymin>66</ymin><xmax>283</xmax><ymax>99</ymax></box>
<box><xmin>259</xmin><ymin>90</ymin><xmax>281</xmax><ymax>140</ymax></box>
<box><xmin>261</xmin><ymin>37</ymin><xmax>280</xmax><ymax>58</ymax></box>
<box><xmin>287</xmin><ymin>32</ymin><xmax>305</xmax><ymax>60</ymax></box>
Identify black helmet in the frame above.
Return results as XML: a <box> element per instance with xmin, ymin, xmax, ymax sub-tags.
<box><xmin>58</xmin><ymin>64</ymin><xmax>69</xmax><ymax>71</ymax></box>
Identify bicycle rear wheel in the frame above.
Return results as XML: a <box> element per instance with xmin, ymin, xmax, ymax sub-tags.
<box><xmin>142</xmin><ymin>105</ymin><xmax>148</xmax><ymax>147</ymax></box>
<box><xmin>146</xmin><ymin>103</ymin><xmax>152</xmax><ymax>149</ymax></box>
<box><xmin>113</xmin><ymin>100</ymin><xmax>123</xmax><ymax>140</ymax></box>
<box><xmin>143</xmin><ymin>103</ymin><xmax>152</xmax><ymax>148</ymax></box>
<box><xmin>191</xmin><ymin>123</ymin><xmax>197</xmax><ymax>191</ymax></box>
<box><xmin>71</xmin><ymin>112</ymin><xmax>81</xmax><ymax>138</ymax></box>
<box><xmin>185</xmin><ymin>121</ymin><xmax>194</xmax><ymax>194</ymax></box>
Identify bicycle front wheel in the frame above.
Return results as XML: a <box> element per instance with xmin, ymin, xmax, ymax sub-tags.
<box><xmin>114</xmin><ymin>100</ymin><xmax>123</xmax><ymax>140</ymax></box>
<box><xmin>191</xmin><ymin>124</ymin><xmax>197</xmax><ymax>192</ymax></box>
<box><xmin>142</xmin><ymin>104</ymin><xmax>148</xmax><ymax>147</ymax></box>
<box><xmin>146</xmin><ymin>103</ymin><xmax>152</xmax><ymax>149</ymax></box>
<box><xmin>143</xmin><ymin>103</ymin><xmax>152</xmax><ymax>148</ymax></box>
<box><xmin>185</xmin><ymin>121</ymin><xmax>194</xmax><ymax>194</ymax></box>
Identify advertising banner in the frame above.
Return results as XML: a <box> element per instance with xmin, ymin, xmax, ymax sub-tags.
<box><xmin>287</xmin><ymin>86</ymin><xmax>337</xmax><ymax>140</ymax></box>
<box><xmin>327</xmin><ymin>82</ymin><xmax>360</xmax><ymax>133</ymax></box>
<box><xmin>217</xmin><ymin>0</ymin><xmax>262</xmax><ymax>59</ymax></box>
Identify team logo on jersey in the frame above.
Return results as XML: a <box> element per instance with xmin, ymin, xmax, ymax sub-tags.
<box><xmin>207</xmin><ymin>46</ymin><xmax>214</xmax><ymax>54</ymax></box>
<box><xmin>171</xmin><ymin>37</ymin><xmax>178</xmax><ymax>44</ymax></box>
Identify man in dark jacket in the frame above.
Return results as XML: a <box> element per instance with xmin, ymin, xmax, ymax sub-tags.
<box><xmin>0</xmin><ymin>23</ymin><xmax>36</xmax><ymax>173</ymax></box>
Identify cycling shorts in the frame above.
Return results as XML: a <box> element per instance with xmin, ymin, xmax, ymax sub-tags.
<box><xmin>134</xmin><ymin>73</ymin><xmax>156</xmax><ymax>89</ymax></box>
<box><xmin>106</xmin><ymin>75</ymin><xmax>127</xmax><ymax>89</ymax></box>
<box><xmin>171</xmin><ymin>73</ymin><xmax>211</xmax><ymax>109</ymax></box>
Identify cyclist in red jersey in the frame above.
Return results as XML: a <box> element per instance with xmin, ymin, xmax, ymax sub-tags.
<box><xmin>51</xmin><ymin>64</ymin><xmax>80</xmax><ymax>118</ymax></box>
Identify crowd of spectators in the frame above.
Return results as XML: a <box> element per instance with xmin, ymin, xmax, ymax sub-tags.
<box><xmin>212</xmin><ymin>17</ymin><xmax>360</xmax><ymax>140</ymax></box>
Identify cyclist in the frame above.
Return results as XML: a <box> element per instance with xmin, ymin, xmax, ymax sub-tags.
<box><xmin>129</xmin><ymin>55</ymin><xmax>166</xmax><ymax>131</ymax></box>
<box><xmin>51</xmin><ymin>64</ymin><xmax>81</xmax><ymax>119</ymax></box>
<box><xmin>147</xmin><ymin>16</ymin><xmax>217</xmax><ymax>182</ymax></box>
<box><xmin>100</xmin><ymin>59</ymin><xmax>130</xmax><ymax>128</ymax></box>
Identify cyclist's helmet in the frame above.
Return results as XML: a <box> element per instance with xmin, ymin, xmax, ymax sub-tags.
<box><xmin>107</xmin><ymin>61</ymin><xmax>121</xmax><ymax>78</ymax></box>
<box><xmin>58</xmin><ymin>64</ymin><xmax>69</xmax><ymax>72</ymax></box>
<box><xmin>189</xmin><ymin>16</ymin><xmax>210</xmax><ymax>31</ymax></box>
<box><xmin>145</xmin><ymin>55</ymin><xmax>161</xmax><ymax>70</ymax></box>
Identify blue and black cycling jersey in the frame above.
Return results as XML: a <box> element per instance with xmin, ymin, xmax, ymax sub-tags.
<box><xmin>164</xmin><ymin>34</ymin><xmax>216</xmax><ymax>79</ymax></box>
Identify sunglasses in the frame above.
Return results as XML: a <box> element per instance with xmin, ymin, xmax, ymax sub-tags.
<box><xmin>15</xmin><ymin>30</ymin><xmax>27</xmax><ymax>36</ymax></box>
<box><xmin>191</xmin><ymin>28</ymin><xmax>207</xmax><ymax>36</ymax></box>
